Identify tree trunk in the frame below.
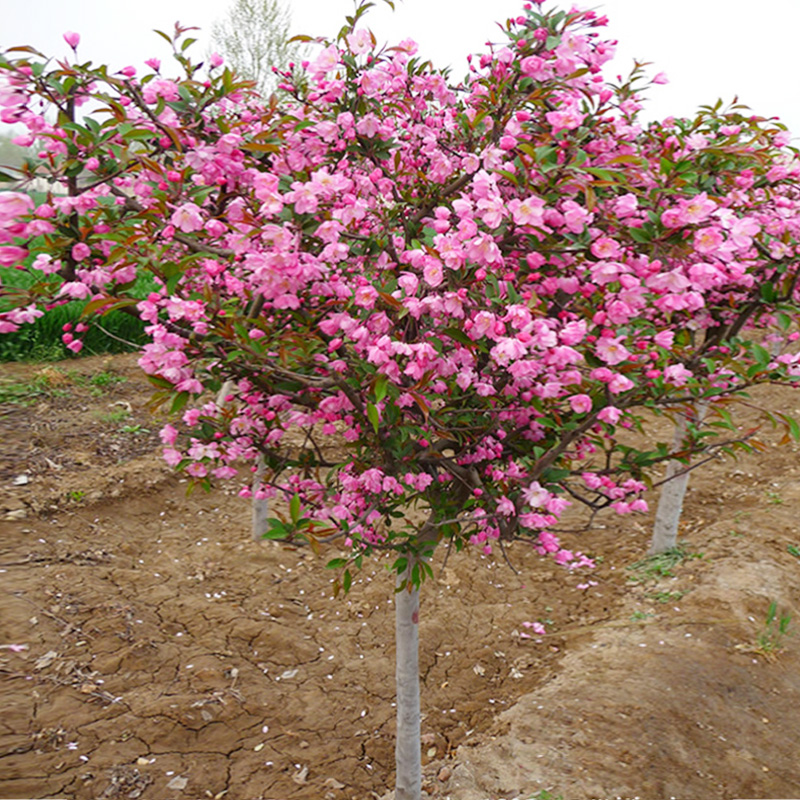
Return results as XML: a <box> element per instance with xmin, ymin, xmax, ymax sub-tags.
<box><xmin>217</xmin><ymin>380</ymin><xmax>270</xmax><ymax>541</ymax></box>
<box><xmin>648</xmin><ymin>403</ymin><xmax>708</xmax><ymax>555</ymax></box>
<box><xmin>251</xmin><ymin>453</ymin><xmax>270</xmax><ymax>541</ymax></box>
<box><xmin>394</xmin><ymin>564</ymin><xmax>421</xmax><ymax>800</ymax></box>
<box><xmin>394</xmin><ymin>519</ymin><xmax>439</xmax><ymax>800</ymax></box>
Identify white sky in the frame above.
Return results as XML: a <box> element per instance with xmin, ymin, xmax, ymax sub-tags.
<box><xmin>3</xmin><ymin>0</ymin><xmax>800</xmax><ymax>137</ymax></box>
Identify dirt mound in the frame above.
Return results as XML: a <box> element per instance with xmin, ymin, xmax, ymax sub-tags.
<box><xmin>2</xmin><ymin>354</ymin><xmax>799</xmax><ymax>799</ymax></box>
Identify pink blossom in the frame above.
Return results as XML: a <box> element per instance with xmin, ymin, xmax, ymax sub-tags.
<box><xmin>597</xmin><ymin>406</ymin><xmax>621</xmax><ymax>424</ymax></box>
<box><xmin>0</xmin><ymin>191</ymin><xmax>34</xmax><ymax>221</ymax></box>
<box><xmin>522</xmin><ymin>621</ymin><xmax>546</xmax><ymax>635</ymax></box>
<box><xmin>354</xmin><ymin>284</ymin><xmax>379</xmax><ymax>309</ymax></box>
<box><xmin>63</xmin><ymin>31</ymin><xmax>80</xmax><ymax>49</ymax></box>
<box><xmin>678</xmin><ymin>192</ymin><xmax>716</xmax><ymax>225</ymax></box>
<box><xmin>664</xmin><ymin>363</ymin><xmax>693</xmax><ymax>386</ymax></box>
<box><xmin>0</xmin><ymin>245</ymin><xmax>28</xmax><ymax>266</ymax></box>
<box><xmin>590</xmin><ymin>237</ymin><xmax>621</xmax><ymax>260</ymax></box>
<box><xmin>71</xmin><ymin>242</ymin><xmax>91</xmax><ymax>261</ymax></box>
<box><xmin>170</xmin><ymin>203</ymin><xmax>204</xmax><ymax>233</ymax></box>
<box><xmin>545</xmin><ymin>103</ymin><xmax>586</xmax><ymax>133</ymax></box>
<box><xmin>508</xmin><ymin>195</ymin><xmax>545</xmax><ymax>227</ymax></box>
<box><xmin>159</xmin><ymin>424</ymin><xmax>179</xmax><ymax>445</ymax></box>
<box><xmin>142</xmin><ymin>79</ymin><xmax>180</xmax><ymax>104</ymax></box>
<box><xmin>693</xmin><ymin>227</ymin><xmax>724</xmax><ymax>255</ymax></box>
<box><xmin>569</xmin><ymin>394</ymin><xmax>592</xmax><ymax>414</ymax></box>
<box><xmin>422</xmin><ymin>258</ymin><xmax>444</xmax><ymax>288</ymax></box>
<box><xmin>595</xmin><ymin>336</ymin><xmax>630</xmax><ymax>366</ymax></box>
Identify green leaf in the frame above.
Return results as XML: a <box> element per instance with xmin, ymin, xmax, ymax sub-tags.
<box><xmin>289</xmin><ymin>494</ymin><xmax>301</xmax><ymax>525</ymax></box>
<box><xmin>343</xmin><ymin>569</ymin><xmax>352</xmax><ymax>594</ymax></box>
<box><xmin>262</xmin><ymin>519</ymin><xmax>290</xmax><ymax>540</ymax></box>
<box><xmin>628</xmin><ymin>227</ymin><xmax>652</xmax><ymax>244</ymax></box>
<box><xmin>752</xmin><ymin>343</ymin><xmax>771</xmax><ymax>368</ymax></box>
<box><xmin>152</xmin><ymin>29</ymin><xmax>173</xmax><ymax>46</ymax></box>
<box><xmin>442</xmin><ymin>327</ymin><xmax>475</xmax><ymax>348</ymax></box>
<box><xmin>374</xmin><ymin>374</ymin><xmax>388</xmax><ymax>403</ymax></box>
<box><xmin>326</xmin><ymin>557</ymin><xmax>348</xmax><ymax>570</ymax></box>
<box><xmin>170</xmin><ymin>391</ymin><xmax>190</xmax><ymax>414</ymax></box>
<box><xmin>584</xmin><ymin>167</ymin><xmax>618</xmax><ymax>182</ymax></box>
<box><xmin>367</xmin><ymin>402</ymin><xmax>380</xmax><ymax>433</ymax></box>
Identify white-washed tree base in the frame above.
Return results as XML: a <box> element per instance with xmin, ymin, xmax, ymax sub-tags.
<box><xmin>394</xmin><ymin>568</ymin><xmax>422</xmax><ymax>800</ymax></box>
<box><xmin>251</xmin><ymin>454</ymin><xmax>270</xmax><ymax>541</ymax></box>
<box><xmin>218</xmin><ymin>380</ymin><xmax>270</xmax><ymax>541</ymax></box>
<box><xmin>648</xmin><ymin>403</ymin><xmax>708</xmax><ymax>555</ymax></box>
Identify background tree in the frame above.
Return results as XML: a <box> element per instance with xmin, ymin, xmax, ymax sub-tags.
<box><xmin>210</xmin><ymin>0</ymin><xmax>303</xmax><ymax>96</ymax></box>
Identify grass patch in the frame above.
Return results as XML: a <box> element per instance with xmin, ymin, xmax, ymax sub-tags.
<box><xmin>94</xmin><ymin>406</ymin><xmax>131</xmax><ymax>424</ymax></box>
<box><xmin>626</xmin><ymin>543</ymin><xmax>703</xmax><ymax>584</ymax></box>
<box><xmin>0</xmin><ymin>367</ymin><xmax>127</xmax><ymax>406</ymax></box>
<box><xmin>0</xmin><ymin>368</ymin><xmax>72</xmax><ymax>405</ymax></box>
<box><xmin>70</xmin><ymin>370</ymin><xmax>128</xmax><ymax>396</ymax></box>
<box><xmin>737</xmin><ymin>601</ymin><xmax>793</xmax><ymax>660</ymax></box>
<box><xmin>645</xmin><ymin>589</ymin><xmax>687</xmax><ymax>604</ymax></box>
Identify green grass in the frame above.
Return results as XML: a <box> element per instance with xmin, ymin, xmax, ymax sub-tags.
<box><xmin>0</xmin><ymin>368</ymin><xmax>127</xmax><ymax>406</ymax></box>
<box><xmin>626</xmin><ymin>543</ymin><xmax>703</xmax><ymax>584</ymax></box>
<box><xmin>0</xmin><ymin>372</ymin><xmax>69</xmax><ymax>405</ymax></box>
<box><xmin>94</xmin><ymin>406</ymin><xmax>131</xmax><ymax>424</ymax></box>
<box><xmin>645</xmin><ymin>589</ymin><xmax>687</xmax><ymax>604</ymax></box>
<box><xmin>756</xmin><ymin>601</ymin><xmax>792</xmax><ymax>655</ymax></box>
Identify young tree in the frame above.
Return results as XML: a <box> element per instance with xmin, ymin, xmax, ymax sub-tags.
<box><xmin>211</xmin><ymin>0</ymin><xmax>303</xmax><ymax>95</ymax></box>
<box><xmin>2</xmin><ymin>4</ymin><xmax>800</xmax><ymax>797</ymax></box>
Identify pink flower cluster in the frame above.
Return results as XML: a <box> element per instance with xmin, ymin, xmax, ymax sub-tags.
<box><xmin>1</xmin><ymin>1</ymin><xmax>800</xmax><ymax>580</ymax></box>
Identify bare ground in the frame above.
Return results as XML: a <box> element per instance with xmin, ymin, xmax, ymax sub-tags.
<box><xmin>1</xmin><ymin>354</ymin><xmax>799</xmax><ymax>800</ymax></box>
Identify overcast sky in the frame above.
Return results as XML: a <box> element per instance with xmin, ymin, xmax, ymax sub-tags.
<box><xmin>4</xmin><ymin>0</ymin><xmax>800</xmax><ymax>137</ymax></box>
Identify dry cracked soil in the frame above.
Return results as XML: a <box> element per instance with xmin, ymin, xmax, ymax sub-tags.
<box><xmin>1</xmin><ymin>353</ymin><xmax>799</xmax><ymax>800</ymax></box>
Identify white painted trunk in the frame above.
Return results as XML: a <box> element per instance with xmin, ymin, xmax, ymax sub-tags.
<box><xmin>251</xmin><ymin>454</ymin><xmax>270</xmax><ymax>541</ymax></box>
<box><xmin>217</xmin><ymin>380</ymin><xmax>270</xmax><ymax>541</ymax></box>
<box><xmin>394</xmin><ymin>566</ymin><xmax>421</xmax><ymax>800</ymax></box>
<box><xmin>648</xmin><ymin>403</ymin><xmax>708</xmax><ymax>555</ymax></box>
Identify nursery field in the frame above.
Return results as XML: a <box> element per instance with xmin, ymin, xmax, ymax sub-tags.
<box><xmin>1</xmin><ymin>353</ymin><xmax>800</xmax><ymax>800</ymax></box>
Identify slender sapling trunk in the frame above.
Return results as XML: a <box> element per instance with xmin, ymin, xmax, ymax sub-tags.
<box><xmin>394</xmin><ymin>565</ymin><xmax>421</xmax><ymax>800</ymax></box>
<box><xmin>648</xmin><ymin>402</ymin><xmax>708</xmax><ymax>555</ymax></box>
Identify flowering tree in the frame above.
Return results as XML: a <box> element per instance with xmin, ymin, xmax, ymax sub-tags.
<box><xmin>2</xmin><ymin>2</ymin><xmax>800</xmax><ymax>796</ymax></box>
